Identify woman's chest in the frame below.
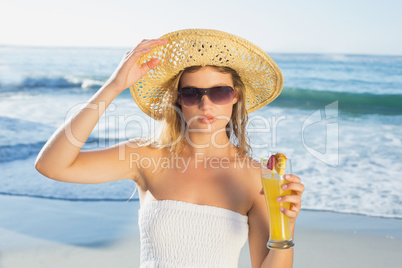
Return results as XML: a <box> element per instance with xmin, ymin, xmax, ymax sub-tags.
<box><xmin>142</xmin><ymin>162</ymin><xmax>257</xmax><ymax>215</ymax></box>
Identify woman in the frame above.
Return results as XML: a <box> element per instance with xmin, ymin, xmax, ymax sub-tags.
<box><xmin>35</xmin><ymin>29</ymin><xmax>304</xmax><ymax>267</ymax></box>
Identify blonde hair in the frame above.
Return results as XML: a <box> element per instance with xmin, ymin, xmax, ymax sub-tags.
<box><xmin>151</xmin><ymin>65</ymin><xmax>251</xmax><ymax>157</ymax></box>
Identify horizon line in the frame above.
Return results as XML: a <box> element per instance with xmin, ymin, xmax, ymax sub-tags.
<box><xmin>1</xmin><ymin>44</ymin><xmax>402</xmax><ymax>57</ymax></box>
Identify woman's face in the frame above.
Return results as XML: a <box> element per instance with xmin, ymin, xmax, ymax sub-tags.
<box><xmin>178</xmin><ymin>66</ymin><xmax>238</xmax><ymax>134</ymax></box>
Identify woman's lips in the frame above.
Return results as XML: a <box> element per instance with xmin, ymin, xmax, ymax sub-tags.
<box><xmin>198</xmin><ymin>115</ymin><xmax>216</xmax><ymax>124</ymax></box>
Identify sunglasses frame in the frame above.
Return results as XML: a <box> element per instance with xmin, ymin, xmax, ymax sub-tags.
<box><xmin>177</xmin><ymin>86</ymin><xmax>235</xmax><ymax>106</ymax></box>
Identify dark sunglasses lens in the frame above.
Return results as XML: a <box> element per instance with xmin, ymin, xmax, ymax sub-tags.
<box><xmin>209</xmin><ymin>86</ymin><xmax>234</xmax><ymax>104</ymax></box>
<box><xmin>179</xmin><ymin>86</ymin><xmax>234</xmax><ymax>105</ymax></box>
<box><xmin>180</xmin><ymin>88</ymin><xmax>199</xmax><ymax>106</ymax></box>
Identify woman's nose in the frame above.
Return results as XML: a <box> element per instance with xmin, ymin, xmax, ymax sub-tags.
<box><xmin>199</xmin><ymin>94</ymin><xmax>213</xmax><ymax>108</ymax></box>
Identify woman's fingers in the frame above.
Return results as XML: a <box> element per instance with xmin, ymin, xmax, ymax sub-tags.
<box><xmin>279</xmin><ymin>207</ymin><xmax>299</xmax><ymax>218</ymax></box>
<box><xmin>134</xmin><ymin>38</ymin><xmax>168</xmax><ymax>52</ymax></box>
<box><xmin>123</xmin><ymin>39</ymin><xmax>168</xmax><ymax>65</ymax></box>
<box><xmin>105</xmin><ymin>38</ymin><xmax>168</xmax><ymax>93</ymax></box>
<box><xmin>125</xmin><ymin>39</ymin><xmax>168</xmax><ymax>70</ymax></box>
<box><xmin>276</xmin><ymin>194</ymin><xmax>301</xmax><ymax>205</ymax></box>
<box><xmin>282</xmin><ymin>182</ymin><xmax>305</xmax><ymax>194</ymax></box>
<box><xmin>127</xmin><ymin>48</ymin><xmax>152</xmax><ymax>62</ymax></box>
<box><xmin>115</xmin><ymin>39</ymin><xmax>168</xmax><ymax>88</ymax></box>
<box><xmin>283</xmin><ymin>174</ymin><xmax>304</xmax><ymax>195</ymax></box>
<box><xmin>277</xmin><ymin>194</ymin><xmax>302</xmax><ymax>219</ymax></box>
<box><xmin>259</xmin><ymin>175</ymin><xmax>305</xmax><ymax>196</ymax></box>
<box><xmin>259</xmin><ymin>174</ymin><xmax>304</xmax><ymax>219</ymax></box>
<box><xmin>281</xmin><ymin>174</ymin><xmax>304</xmax><ymax>218</ymax></box>
<box><xmin>138</xmin><ymin>58</ymin><xmax>160</xmax><ymax>76</ymax></box>
<box><xmin>284</xmin><ymin>174</ymin><xmax>301</xmax><ymax>183</ymax></box>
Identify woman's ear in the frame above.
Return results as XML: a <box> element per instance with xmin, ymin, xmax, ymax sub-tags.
<box><xmin>232</xmin><ymin>95</ymin><xmax>238</xmax><ymax>105</ymax></box>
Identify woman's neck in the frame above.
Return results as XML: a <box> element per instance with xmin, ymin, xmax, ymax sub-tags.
<box><xmin>182</xmin><ymin>130</ymin><xmax>236</xmax><ymax>158</ymax></box>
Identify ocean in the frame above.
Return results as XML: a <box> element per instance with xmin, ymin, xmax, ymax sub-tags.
<box><xmin>1</xmin><ymin>46</ymin><xmax>401</xmax><ymax>218</ymax></box>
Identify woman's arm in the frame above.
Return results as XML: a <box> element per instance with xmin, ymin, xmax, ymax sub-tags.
<box><xmin>35</xmin><ymin>39</ymin><xmax>168</xmax><ymax>184</ymax></box>
<box><xmin>248</xmin><ymin>174</ymin><xmax>304</xmax><ymax>268</ymax></box>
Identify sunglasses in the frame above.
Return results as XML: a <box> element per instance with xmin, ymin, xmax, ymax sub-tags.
<box><xmin>178</xmin><ymin>86</ymin><xmax>235</xmax><ymax>106</ymax></box>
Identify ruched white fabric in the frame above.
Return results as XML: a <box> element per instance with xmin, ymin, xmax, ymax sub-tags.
<box><xmin>138</xmin><ymin>200</ymin><xmax>249</xmax><ymax>268</ymax></box>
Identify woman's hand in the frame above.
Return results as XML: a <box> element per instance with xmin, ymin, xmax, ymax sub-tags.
<box><xmin>277</xmin><ymin>174</ymin><xmax>304</xmax><ymax>223</ymax></box>
<box><xmin>106</xmin><ymin>39</ymin><xmax>168</xmax><ymax>93</ymax></box>
<box><xmin>260</xmin><ymin>174</ymin><xmax>305</xmax><ymax>223</ymax></box>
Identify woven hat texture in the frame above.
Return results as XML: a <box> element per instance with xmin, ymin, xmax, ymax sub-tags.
<box><xmin>130</xmin><ymin>29</ymin><xmax>283</xmax><ymax>120</ymax></box>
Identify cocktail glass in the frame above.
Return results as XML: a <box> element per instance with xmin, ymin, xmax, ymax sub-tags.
<box><xmin>261</xmin><ymin>154</ymin><xmax>295</xmax><ymax>249</ymax></box>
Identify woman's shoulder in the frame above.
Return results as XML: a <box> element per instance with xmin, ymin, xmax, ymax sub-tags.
<box><xmin>124</xmin><ymin>138</ymin><xmax>167</xmax><ymax>155</ymax></box>
<box><xmin>123</xmin><ymin>138</ymin><xmax>169</xmax><ymax>189</ymax></box>
<box><xmin>119</xmin><ymin>138</ymin><xmax>170</xmax><ymax>173</ymax></box>
<box><xmin>231</xmin><ymin>153</ymin><xmax>261</xmax><ymax>185</ymax></box>
<box><xmin>233</xmin><ymin>153</ymin><xmax>260</xmax><ymax>171</ymax></box>
<box><xmin>126</xmin><ymin>137</ymin><xmax>159</xmax><ymax>148</ymax></box>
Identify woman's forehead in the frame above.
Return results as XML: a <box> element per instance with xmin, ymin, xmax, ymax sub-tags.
<box><xmin>180</xmin><ymin>66</ymin><xmax>234</xmax><ymax>88</ymax></box>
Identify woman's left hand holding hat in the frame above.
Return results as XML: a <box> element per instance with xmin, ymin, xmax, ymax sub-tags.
<box><xmin>106</xmin><ymin>38</ymin><xmax>168</xmax><ymax>94</ymax></box>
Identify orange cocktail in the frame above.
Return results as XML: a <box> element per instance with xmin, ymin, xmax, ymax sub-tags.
<box><xmin>261</xmin><ymin>154</ymin><xmax>294</xmax><ymax>249</ymax></box>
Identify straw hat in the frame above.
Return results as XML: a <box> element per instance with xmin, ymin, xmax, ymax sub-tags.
<box><xmin>129</xmin><ymin>29</ymin><xmax>283</xmax><ymax>120</ymax></box>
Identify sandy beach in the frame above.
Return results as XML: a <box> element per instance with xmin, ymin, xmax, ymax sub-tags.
<box><xmin>1</xmin><ymin>194</ymin><xmax>401</xmax><ymax>268</ymax></box>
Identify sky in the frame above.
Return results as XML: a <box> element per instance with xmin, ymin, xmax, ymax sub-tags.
<box><xmin>1</xmin><ymin>0</ymin><xmax>402</xmax><ymax>55</ymax></box>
